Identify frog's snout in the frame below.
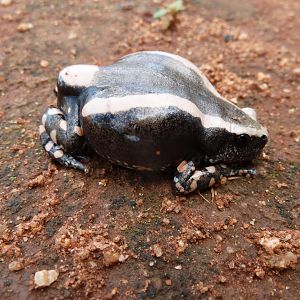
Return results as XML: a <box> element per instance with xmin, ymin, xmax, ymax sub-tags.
<box><xmin>261</xmin><ymin>134</ymin><xmax>268</xmax><ymax>144</ymax></box>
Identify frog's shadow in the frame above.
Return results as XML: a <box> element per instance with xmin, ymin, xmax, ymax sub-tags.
<box><xmin>87</xmin><ymin>152</ymin><xmax>174</xmax><ymax>191</ymax></box>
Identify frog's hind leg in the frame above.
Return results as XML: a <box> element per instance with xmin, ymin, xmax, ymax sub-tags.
<box><xmin>40</xmin><ymin>102</ymin><xmax>88</xmax><ymax>173</ymax></box>
<box><xmin>174</xmin><ymin>161</ymin><xmax>256</xmax><ymax>194</ymax></box>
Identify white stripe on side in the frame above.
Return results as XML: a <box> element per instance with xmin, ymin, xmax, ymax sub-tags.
<box><xmin>82</xmin><ymin>94</ymin><xmax>268</xmax><ymax>137</ymax></box>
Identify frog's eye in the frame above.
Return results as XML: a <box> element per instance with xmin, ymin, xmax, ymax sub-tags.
<box><xmin>261</xmin><ymin>134</ymin><xmax>268</xmax><ymax>142</ymax></box>
<box><xmin>237</xmin><ymin>134</ymin><xmax>250</xmax><ymax>145</ymax></box>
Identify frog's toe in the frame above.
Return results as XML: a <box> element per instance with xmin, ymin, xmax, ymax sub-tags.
<box><xmin>176</xmin><ymin>160</ymin><xmax>196</xmax><ymax>180</ymax></box>
<box><xmin>174</xmin><ymin>160</ymin><xmax>198</xmax><ymax>194</ymax></box>
<box><xmin>174</xmin><ymin>169</ymin><xmax>209</xmax><ymax>194</ymax></box>
<box><xmin>39</xmin><ymin>124</ymin><xmax>88</xmax><ymax>173</ymax></box>
<box><xmin>174</xmin><ymin>163</ymin><xmax>259</xmax><ymax>194</ymax></box>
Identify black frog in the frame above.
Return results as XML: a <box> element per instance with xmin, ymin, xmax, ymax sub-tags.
<box><xmin>39</xmin><ymin>51</ymin><xmax>268</xmax><ymax>194</ymax></box>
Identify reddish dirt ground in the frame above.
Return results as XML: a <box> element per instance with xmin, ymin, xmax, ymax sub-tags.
<box><xmin>0</xmin><ymin>0</ymin><xmax>299</xmax><ymax>299</ymax></box>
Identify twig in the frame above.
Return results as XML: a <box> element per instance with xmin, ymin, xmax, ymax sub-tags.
<box><xmin>197</xmin><ymin>191</ymin><xmax>210</xmax><ymax>203</ymax></box>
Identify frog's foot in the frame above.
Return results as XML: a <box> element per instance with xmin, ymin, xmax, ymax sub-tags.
<box><xmin>173</xmin><ymin>160</ymin><xmax>197</xmax><ymax>194</ymax></box>
<box><xmin>174</xmin><ymin>161</ymin><xmax>256</xmax><ymax>194</ymax></box>
<box><xmin>39</xmin><ymin>125</ymin><xmax>88</xmax><ymax>173</ymax></box>
<box><xmin>40</xmin><ymin>105</ymin><xmax>89</xmax><ymax>173</ymax></box>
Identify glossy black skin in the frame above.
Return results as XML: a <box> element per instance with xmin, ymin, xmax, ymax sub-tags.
<box><xmin>41</xmin><ymin>51</ymin><xmax>268</xmax><ymax>193</ymax></box>
<box><xmin>55</xmin><ymin>52</ymin><xmax>267</xmax><ymax>170</ymax></box>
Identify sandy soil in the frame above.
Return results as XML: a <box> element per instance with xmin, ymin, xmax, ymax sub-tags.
<box><xmin>0</xmin><ymin>0</ymin><xmax>299</xmax><ymax>299</ymax></box>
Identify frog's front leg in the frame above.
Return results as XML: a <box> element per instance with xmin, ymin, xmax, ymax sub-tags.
<box><xmin>39</xmin><ymin>96</ymin><xmax>88</xmax><ymax>173</ymax></box>
<box><xmin>174</xmin><ymin>161</ymin><xmax>256</xmax><ymax>194</ymax></box>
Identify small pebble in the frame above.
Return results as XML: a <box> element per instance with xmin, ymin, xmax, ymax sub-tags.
<box><xmin>256</xmin><ymin>72</ymin><xmax>271</xmax><ymax>81</ymax></box>
<box><xmin>165</xmin><ymin>279</ymin><xmax>172</xmax><ymax>286</ymax></box>
<box><xmin>238</xmin><ymin>32</ymin><xmax>249</xmax><ymax>40</ymax></box>
<box><xmin>162</xmin><ymin>217</ymin><xmax>170</xmax><ymax>225</ymax></box>
<box><xmin>34</xmin><ymin>270</ymin><xmax>59</xmax><ymax>288</ymax></box>
<box><xmin>243</xmin><ymin>223</ymin><xmax>250</xmax><ymax>229</ymax></box>
<box><xmin>68</xmin><ymin>32</ymin><xmax>77</xmax><ymax>40</ymax></box>
<box><xmin>17</xmin><ymin>23</ymin><xmax>33</xmax><ymax>32</ymax></box>
<box><xmin>8</xmin><ymin>261</ymin><xmax>23</xmax><ymax>272</ymax></box>
<box><xmin>292</xmin><ymin>67</ymin><xmax>300</xmax><ymax>75</ymax></box>
<box><xmin>228</xmin><ymin>218</ymin><xmax>237</xmax><ymax>225</ymax></box>
<box><xmin>1</xmin><ymin>0</ymin><xmax>12</xmax><ymax>6</ymax></box>
<box><xmin>219</xmin><ymin>275</ymin><xmax>227</xmax><ymax>283</ymax></box>
<box><xmin>255</xmin><ymin>268</ymin><xmax>265</xmax><ymax>279</ymax></box>
<box><xmin>118</xmin><ymin>254</ymin><xmax>128</xmax><ymax>263</ymax></box>
<box><xmin>226</xmin><ymin>246</ymin><xmax>235</xmax><ymax>254</ymax></box>
<box><xmin>249</xmin><ymin>219</ymin><xmax>256</xmax><ymax>226</ymax></box>
<box><xmin>223</xmin><ymin>34</ymin><xmax>234</xmax><ymax>43</ymax></box>
<box><xmin>215</xmin><ymin>234</ymin><xmax>223</xmax><ymax>242</ymax></box>
<box><xmin>175</xmin><ymin>265</ymin><xmax>182</xmax><ymax>270</ymax></box>
<box><xmin>98</xmin><ymin>179</ymin><xmax>108</xmax><ymax>187</ymax></box>
<box><xmin>40</xmin><ymin>60</ymin><xmax>49</xmax><ymax>68</ymax></box>
<box><xmin>103</xmin><ymin>251</ymin><xmax>120</xmax><ymax>267</ymax></box>
<box><xmin>153</xmin><ymin>244</ymin><xmax>163</xmax><ymax>257</ymax></box>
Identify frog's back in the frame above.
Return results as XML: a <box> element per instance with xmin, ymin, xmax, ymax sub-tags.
<box><xmin>80</xmin><ymin>51</ymin><xmax>263</xmax><ymax>170</ymax></box>
<box><xmin>92</xmin><ymin>51</ymin><xmax>221</xmax><ymax>115</ymax></box>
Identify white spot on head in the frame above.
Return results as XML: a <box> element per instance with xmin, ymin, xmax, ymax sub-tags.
<box><xmin>59</xmin><ymin>120</ymin><xmax>67</xmax><ymax>131</ymax></box>
<box><xmin>39</xmin><ymin>125</ymin><xmax>46</xmax><ymax>135</ymax></box>
<box><xmin>82</xmin><ymin>94</ymin><xmax>267</xmax><ymax>137</ymax></box>
<box><xmin>59</xmin><ymin>65</ymin><xmax>99</xmax><ymax>88</ymax></box>
<box><xmin>50</xmin><ymin>130</ymin><xmax>57</xmax><ymax>144</ymax></box>
<box><xmin>45</xmin><ymin>141</ymin><xmax>54</xmax><ymax>151</ymax></box>
<box><xmin>54</xmin><ymin>150</ymin><xmax>64</xmax><ymax>158</ymax></box>
<box><xmin>156</xmin><ymin>150</ymin><xmax>161</xmax><ymax>156</ymax></box>
<box><xmin>42</xmin><ymin>114</ymin><xmax>47</xmax><ymax>126</ymax></box>
<box><xmin>74</xmin><ymin>126</ymin><xmax>83</xmax><ymax>136</ymax></box>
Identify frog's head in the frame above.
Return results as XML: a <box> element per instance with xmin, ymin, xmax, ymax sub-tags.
<box><xmin>201</xmin><ymin>107</ymin><xmax>268</xmax><ymax>164</ymax></box>
<box><xmin>203</xmin><ymin>130</ymin><xmax>268</xmax><ymax>164</ymax></box>
<box><xmin>56</xmin><ymin>65</ymin><xmax>99</xmax><ymax>105</ymax></box>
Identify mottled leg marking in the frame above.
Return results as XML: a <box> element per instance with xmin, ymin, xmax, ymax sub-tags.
<box><xmin>40</xmin><ymin>97</ymin><xmax>88</xmax><ymax>173</ymax></box>
<box><xmin>174</xmin><ymin>161</ymin><xmax>256</xmax><ymax>194</ymax></box>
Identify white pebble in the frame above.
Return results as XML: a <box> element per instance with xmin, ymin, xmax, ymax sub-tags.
<box><xmin>34</xmin><ymin>270</ymin><xmax>59</xmax><ymax>288</ymax></box>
